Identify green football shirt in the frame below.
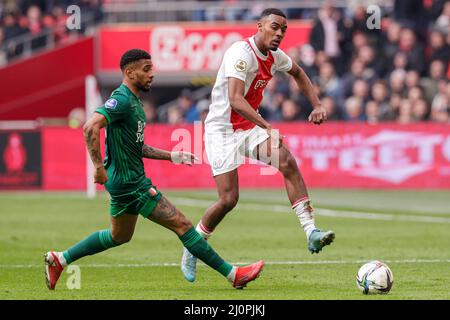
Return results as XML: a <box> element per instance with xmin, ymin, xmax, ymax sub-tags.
<box><xmin>95</xmin><ymin>84</ymin><xmax>147</xmax><ymax>194</ymax></box>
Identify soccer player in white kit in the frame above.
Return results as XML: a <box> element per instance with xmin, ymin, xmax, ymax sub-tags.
<box><xmin>181</xmin><ymin>8</ymin><xmax>335</xmax><ymax>283</ymax></box>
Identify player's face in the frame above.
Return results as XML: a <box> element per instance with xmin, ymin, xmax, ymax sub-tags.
<box><xmin>259</xmin><ymin>14</ymin><xmax>287</xmax><ymax>51</ymax></box>
<box><xmin>133</xmin><ymin>59</ymin><xmax>154</xmax><ymax>92</ymax></box>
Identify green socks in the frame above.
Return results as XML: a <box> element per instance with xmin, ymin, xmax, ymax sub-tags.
<box><xmin>179</xmin><ymin>227</ymin><xmax>233</xmax><ymax>277</ymax></box>
<box><xmin>61</xmin><ymin>227</ymin><xmax>233</xmax><ymax>279</ymax></box>
<box><xmin>62</xmin><ymin>229</ymin><xmax>119</xmax><ymax>264</ymax></box>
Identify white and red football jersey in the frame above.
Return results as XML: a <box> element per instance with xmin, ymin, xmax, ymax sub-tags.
<box><xmin>205</xmin><ymin>36</ymin><xmax>293</xmax><ymax>132</ymax></box>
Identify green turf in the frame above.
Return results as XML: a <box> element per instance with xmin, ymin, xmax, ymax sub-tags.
<box><xmin>0</xmin><ymin>189</ymin><xmax>449</xmax><ymax>300</ymax></box>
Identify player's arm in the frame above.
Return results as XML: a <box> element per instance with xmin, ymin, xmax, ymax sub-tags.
<box><xmin>287</xmin><ymin>62</ymin><xmax>327</xmax><ymax>124</ymax></box>
<box><xmin>228</xmin><ymin>77</ymin><xmax>272</xmax><ymax>130</ymax></box>
<box><xmin>142</xmin><ymin>144</ymin><xmax>198</xmax><ymax>166</ymax></box>
<box><xmin>83</xmin><ymin>112</ymin><xmax>108</xmax><ymax>184</ymax></box>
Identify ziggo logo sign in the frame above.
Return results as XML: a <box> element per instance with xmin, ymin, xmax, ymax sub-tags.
<box><xmin>150</xmin><ymin>27</ymin><xmax>243</xmax><ymax>71</ymax></box>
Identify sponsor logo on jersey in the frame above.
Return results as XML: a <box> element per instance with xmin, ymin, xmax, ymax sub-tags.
<box><xmin>234</xmin><ymin>59</ymin><xmax>247</xmax><ymax>72</ymax></box>
<box><xmin>105</xmin><ymin>98</ymin><xmax>118</xmax><ymax>109</ymax></box>
<box><xmin>254</xmin><ymin>79</ymin><xmax>267</xmax><ymax>90</ymax></box>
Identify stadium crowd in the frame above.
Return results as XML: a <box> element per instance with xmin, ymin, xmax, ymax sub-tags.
<box><xmin>0</xmin><ymin>0</ymin><xmax>102</xmax><ymax>64</ymax></box>
<box><xmin>157</xmin><ymin>1</ymin><xmax>450</xmax><ymax>125</ymax></box>
<box><xmin>1</xmin><ymin>1</ymin><xmax>449</xmax><ymax>124</ymax></box>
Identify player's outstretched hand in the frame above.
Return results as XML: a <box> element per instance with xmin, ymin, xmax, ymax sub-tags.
<box><xmin>171</xmin><ymin>151</ymin><xmax>199</xmax><ymax>166</ymax></box>
<box><xmin>308</xmin><ymin>106</ymin><xmax>327</xmax><ymax>125</ymax></box>
<box><xmin>94</xmin><ymin>166</ymin><xmax>108</xmax><ymax>185</ymax></box>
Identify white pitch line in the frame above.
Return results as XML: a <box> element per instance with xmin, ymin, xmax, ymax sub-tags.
<box><xmin>170</xmin><ymin>197</ymin><xmax>450</xmax><ymax>224</ymax></box>
<box><xmin>1</xmin><ymin>259</ymin><xmax>449</xmax><ymax>269</ymax></box>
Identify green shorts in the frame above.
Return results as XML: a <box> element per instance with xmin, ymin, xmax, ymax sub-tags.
<box><xmin>109</xmin><ymin>178</ymin><xmax>162</xmax><ymax>218</ymax></box>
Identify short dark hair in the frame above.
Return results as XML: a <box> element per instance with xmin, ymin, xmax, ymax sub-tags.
<box><xmin>260</xmin><ymin>8</ymin><xmax>286</xmax><ymax>19</ymax></box>
<box><xmin>120</xmin><ymin>49</ymin><xmax>151</xmax><ymax>70</ymax></box>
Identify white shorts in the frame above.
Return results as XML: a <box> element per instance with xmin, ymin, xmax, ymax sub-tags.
<box><xmin>205</xmin><ymin>125</ymin><xmax>270</xmax><ymax>176</ymax></box>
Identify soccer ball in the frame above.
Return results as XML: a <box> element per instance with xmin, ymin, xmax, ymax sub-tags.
<box><xmin>356</xmin><ymin>260</ymin><xmax>394</xmax><ymax>295</ymax></box>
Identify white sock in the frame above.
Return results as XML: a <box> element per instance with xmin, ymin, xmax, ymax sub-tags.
<box><xmin>292</xmin><ymin>197</ymin><xmax>316</xmax><ymax>239</ymax></box>
<box><xmin>196</xmin><ymin>222</ymin><xmax>213</xmax><ymax>240</ymax></box>
<box><xmin>56</xmin><ymin>252</ymin><xmax>67</xmax><ymax>267</ymax></box>
<box><xmin>226</xmin><ymin>266</ymin><xmax>237</xmax><ymax>283</ymax></box>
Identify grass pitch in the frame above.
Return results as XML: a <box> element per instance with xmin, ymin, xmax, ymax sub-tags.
<box><xmin>0</xmin><ymin>189</ymin><xmax>449</xmax><ymax>300</ymax></box>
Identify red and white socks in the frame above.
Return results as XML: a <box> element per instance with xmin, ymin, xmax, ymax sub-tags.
<box><xmin>195</xmin><ymin>221</ymin><xmax>213</xmax><ymax>240</ymax></box>
<box><xmin>292</xmin><ymin>197</ymin><xmax>316</xmax><ymax>239</ymax></box>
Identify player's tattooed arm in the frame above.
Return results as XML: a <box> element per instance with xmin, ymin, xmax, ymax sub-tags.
<box><xmin>142</xmin><ymin>145</ymin><xmax>198</xmax><ymax>165</ymax></box>
<box><xmin>83</xmin><ymin>113</ymin><xmax>108</xmax><ymax>184</ymax></box>
<box><xmin>142</xmin><ymin>144</ymin><xmax>172</xmax><ymax>160</ymax></box>
<box><xmin>83</xmin><ymin>113</ymin><xmax>107</xmax><ymax>168</ymax></box>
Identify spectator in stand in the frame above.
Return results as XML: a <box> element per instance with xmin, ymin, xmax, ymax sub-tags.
<box><xmin>177</xmin><ymin>89</ymin><xmax>198</xmax><ymax>123</ymax></box>
<box><xmin>434</xmin><ymin>0</ymin><xmax>450</xmax><ymax>33</ymax></box>
<box><xmin>356</xmin><ymin>45</ymin><xmax>379</xmax><ymax>78</ymax></box>
<box><xmin>397</xmin><ymin>99</ymin><xmax>414</xmax><ymax>124</ymax></box>
<box><xmin>430</xmin><ymin>80</ymin><xmax>450</xmax><ymax>123</ymax></box>
<box><xmin>167</xmin><ymin>105</ymin><xmax>184</xmax><ymax>124</ymax></box>
<box><xmin>143</xmin><ymin>100</ymin><xmax>158</xmax><ymax>124</ymax></box>
<box><xmin>397</xmin><ymin>27</ymin><xmax>425</xmax><ymax>74</ymax></box>
<box><xmin>280</xmin><ymin>99</ymin><xmax>300</xmax><ymax>122</ymax></box>
<box><xmin>26</xmin><ymin>5</ymin><xmax>48</xmax><ymax>50</ymax></box>
<box><xmin>421</xmin><ymin>59</ymin><xmax>447</xmax><ymax>103</ymax></box>
<box><xmin>288</xmin><ymin>75</ymin><xmax>317</xmax><ymax>120</ymax></box>
<box><xmin>351</xmin><ymin>79</ymin><xmax>370</xmax><ymax>106</ymax></box>
<box><xmin>2</xmin><ymin>12</ymin><xmax>27</xmax><ymax>59</ymax></box>
<box><xmin>382</xmin><ymin>93</ymin><xmax>402</xmax><ymax>121</ymax></box>
<box><xmin>260</xmin><ymin>77</ymin><xmax>285</xmax><ymax>121</ymax></box>
<box><xmin>389</xmin><ymin>69</ymin><xmax>407</xmax><ymax>96</ymax></box>
<box><xmin>298</xmin><ymin>44</ymin><xmax>318</xmax><ymax>79</ymax></box>
<box><xmin>339</xmin><ymin>58</ymin><xmax>366</xmax><ymax>99</ymax></box>
<box><xmin>321</xmin><ymin>96</ymin><xmax>342</xmax><ymax>120</ymax></box>
<box><xmin>50</xmin><ymin>5</ymin><xmax>71</xmax><ymax>43</ymax></box>
<box><xmin>405</xmin><ymin>70</ymin><xmax>421</xmax><ymax>89</ymax></box>
<box><xmin>407</xmin><ymin>86</ymin><xmax>425</xmax><ymax>105</ymax></box>
<box><xmin>391</xmin><ymin>51</ymin><xmax>408</xmax><ymax>73</ymax></box>
<box><xmin>343</xmin><ymin>96</ymin><xmax>364</xmax><ymax>121</ymax></box>
<box><xmin>314</xmin><ymin>61</ymin><xmax>340</xmax><ymax>99</ymax></box>
<box><xmin>429</xmin><ymin>29</ymin><xmax>450</xmax><ymax>67</ymax></box>
<box><xmin>309</xmin><ymin>3</ymin><xmax>343</xmax><ymax>73</ymax></box>
<box><xmin>381</xmin><ymin>19</ymin><xmax>402</xmax><ymax>77</ymax></box>
<box><xmin>196</xmin><ymin>98</ymin><xmax>210</xmax><ymax>123</ymax></box>
<box><xmin>412</xmin><ymin>99</ymin><xmax>430</xmax><ymax>121</ymax></box>
<box><xmin>371</xmin><ymin>80</ymin><xmax>390</xmax><ymax>119</ymax></box>
<box><xmin>365</xmin><ymin>100</ymin><xmax>381</xmax><ymax>124</ymax></box>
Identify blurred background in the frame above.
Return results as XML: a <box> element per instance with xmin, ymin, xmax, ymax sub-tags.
<box><xmin>0</xmin><ymin>0</ymin><xmax>449</xmax><ymax>192</ymax></box>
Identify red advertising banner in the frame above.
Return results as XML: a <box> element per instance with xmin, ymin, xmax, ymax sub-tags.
<box><xmin>39</xmin><ymin>123</ymin><xmax>450</xmax><ymax>191</ymax></box>
<box><xmin>98</xmin><ymin>22</ymin><xmax>312</xmax><ymax>72</ymax></box>
<box><xmin>0</xmin><ymin>38</ymin><xmax>94</xmax><ymax>120</ymax></box>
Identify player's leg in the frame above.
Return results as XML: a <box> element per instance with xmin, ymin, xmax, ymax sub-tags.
<box><xmin>255</xmin><ymin>139</ymin><xmax>335</xmax><ymax>253</ymax></box>
<box><xmin>202</xmin><ymin>169</ymin><xmax>240</xmax><ymax>230</ymax></box>
<box><xmin>44</xmin><ymin>213</ymin><xmax>138</xmax><ymax>290</ymax></box>
<box><xmin>181</xmin><ymin>169</ymin><xmax>239</xmax><ymax>282</ymax></box>
<box><xmin>149</xmin><ymin>195</ymin><xmax>263</xmax><ymax>288</ymax></box>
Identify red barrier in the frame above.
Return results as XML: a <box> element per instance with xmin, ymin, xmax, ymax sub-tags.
<box><xmin>0</xmin><ymin>38</ymin><xmax>94</xmax><ymax>120</ymax></box>
<box><xmin>40</xmin><ymin>123</ymin><xmax>450</xmax><ymax>190</ymax></box>
<box><xmin>99</xmin><ymin>22</ymin><xmax>312</xmax><ymax>72</ymax></box>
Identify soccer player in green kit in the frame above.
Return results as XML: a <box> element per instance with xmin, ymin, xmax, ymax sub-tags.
<box><xmin>44</xmin><ymin>49</ymin><xmax>264</xmax><ymax>290</ymax></box>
